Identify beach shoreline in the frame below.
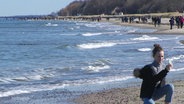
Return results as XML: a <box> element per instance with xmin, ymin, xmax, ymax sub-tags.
<box><xmin>103</xmin><ymin>17</ymin><xmax>184</xmax><ymax>35</ymax></box>
<box><xmin>73</xmin><ymin>80</ymin><xmax>184</xmax><ymax>104</ymax></box>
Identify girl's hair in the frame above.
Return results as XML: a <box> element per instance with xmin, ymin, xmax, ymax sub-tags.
<box><xmin>152</xmin><ymin>44</ymin><xmax>163</xmax><ymax>57</ymax></box>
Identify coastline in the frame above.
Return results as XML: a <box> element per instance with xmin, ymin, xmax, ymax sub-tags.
<box><xmin>0</xmin><ymin>17</ymin><xmax>184</xmax><ymax>104</ymax></box>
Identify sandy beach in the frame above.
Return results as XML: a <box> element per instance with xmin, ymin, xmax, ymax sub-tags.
<box><xmin>107</xmin><ymin>17</ymin><xmax>184</xmax><ymax>35</ymax></box>
<box><xmin>72</xmin><ymin>18</ymin><xmax>184</xmax><ymax>104</ymax></box>
<box><xmin>73</xmin><ymin>80</ymin><xmax>184</xmax><ymax>104</ymax></box>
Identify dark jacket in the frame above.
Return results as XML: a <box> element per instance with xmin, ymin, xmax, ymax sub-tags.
<box><xmin>169</xmin><ymin>17</ymin><xmax>174</xmax><ymax>25</ymax></box>
<box><xmin>139</xmin><ymin>64</ymin><xmax>169</xmax><ymax>98</ymax></box>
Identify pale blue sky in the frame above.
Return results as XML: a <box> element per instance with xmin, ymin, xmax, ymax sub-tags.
<box><xmin>0</xmin><ymin>0</ymin><xmax>75</xmax><ymax>16</ymax></box>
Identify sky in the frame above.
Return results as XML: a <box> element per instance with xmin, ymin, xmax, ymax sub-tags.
<box><xmin>0</xmin><ymin>0</ymin><xmax>75</xmax><ymax>16</ymax></box>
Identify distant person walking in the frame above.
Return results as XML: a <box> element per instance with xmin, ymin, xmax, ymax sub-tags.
<box><xmin>179</xmin><ymin>16</ymin><xmax>184</xmax><ymax>28</ymax></box>
<box><xmin>157</xmin><ymin>17</ymin><xmax>161</xmax><ymax>26</ymax></box>
<box><xmin>152</xmin><ymin>17</ymin><xmax>157</xmax><ymax>27</ymax></box>
<box><xmin>133</xmin><ymin>44</ymin><xmax>174</xmax><ymax>104</ymax></box>
<box><xmin>169</xmin><ymin>17</ymin><xmax>174</xmax><ymax>30</ymax></box>
<box><xmin>152</xmin><ymin>17</ymin><xmax>160</xmax><ymax>27</ymax></box>
<box><xmin>175</xmin><ymin>16</ymin><xmax>180</xmax><ymax>29</ymax></box>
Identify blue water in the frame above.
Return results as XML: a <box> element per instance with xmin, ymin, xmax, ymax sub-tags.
<box><xmin>0</xmin><ymin>19</ymin><xmax>184</xmax><ymax>99</ymax></box>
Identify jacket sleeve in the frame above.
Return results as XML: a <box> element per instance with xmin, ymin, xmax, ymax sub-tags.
<box><xmin>139</xmin><ymin>65</ymin><xmax>149</xmax><ymax>79</ymax></box>
<box><xmin>152</xmin><ymin>68</ymin><xmax>169</xmax><ymax>82</ymax></box>
<box><xmin>139</xmin><ymin>65</ymin><xmax>169</xmax><ymax>83</ymax></box>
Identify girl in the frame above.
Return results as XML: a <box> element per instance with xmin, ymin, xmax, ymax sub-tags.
<box><xmin>134</xmin><ymin>44</ymin><xmax>174</xmax><ymax>104</ymax></box>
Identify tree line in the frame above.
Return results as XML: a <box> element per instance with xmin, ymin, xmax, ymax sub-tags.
<box><xmin>58</xmin><ymin>0</ymin><xmax>184</xmax><ymax>16</ymax></box>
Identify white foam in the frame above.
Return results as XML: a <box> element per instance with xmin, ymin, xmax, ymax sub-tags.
<box><xmin>82</xmin><ymin>33</ymin><xmax>103</xmax><ymax>36</ymax></box>
<box><xmin>0</xmin><ymin>72</ymin><xmax>54</xmax><ymax>84</ymax></box>
<box><xmin>95</xmin><ymin>76</ymin><xmax>134</xmax><ymax>84</ymax></box>
<box><xmin>45</xmin><ymin>23</ymin><xmax>58</xmax><ymax>27</ymax></box>
<box><xmin>78</xmin><ymin>42</ymin><xmax>117</xmax><ymax>49</ymax></box>
<box><xmin>127</xmin><ymin>29</ymin><xmax>137</xmax><ymax>33</ymax></box>
<box><xmin>131</xmin><ymin>35</ymin><xmax>159</xmax><ymax>41</ymax></box>
<box><xmin>12</xmin><ymin>77</ymin><xmax>28</xmax><ymax>81</ymax></box>
<box><xmin>84</xmin><ymin>24</ymin><xmax>97</xmax><ymax>27</ymax></box>
<box><xmin>77</xmin><ymin>40</ymin><xmax>140</xmax><ymax>49</ymax></box>
<box><xmin>0</xmin><ymin>74</ymin><xmax>134</xmax><ymax>98</ymax></box>
<box><xmin>82</xmin><ymin>31</ymin><xmax>120</xmax><ymax>37</ymax></box>
<box><xmin>0</xmin><ymin>83</ymin><xmax>68</xmax><ymax>98</ymax></box>
<box><xmin>0</xmin><ymin>78</ymin><xmax>14</xmax><ymax>83</ymax></box>
<box><xmin>173</xmin><ymin>46</ymin><xmax>184</xmax><ymax>49</ymax></box>
<box><xmin>138</xmin><ymin>48</ymin><xmax>152</xmax><ymax>52</ymax></box>
<box><xmin>165</xmin><ymin>55</ymin><xmax>184</xmax><ymax>72</ymax></box>
<box><xmin>0</xmin><ymin>84</ymin><xmax>66</xmax><ymax>98</ymax></box>
<box><xmin>171</xmin><ymin>67</ymin><xmax>184</xmax><ymax>72</ymax></box>
<box><xmin>166</xmin><ymin>55</ymin><xmax>184</xmax><ymax>62</ymax></box>
<box><xmin>84</xmin><ymin>65</ymin><xmax>110</xmax><ymax>72</ymax></box>
<box><xmin>0</xmin><ymin>90</ymin><xmax>31</xmax><ymax>98</ymax></box>
<box><xmin>26</xmin><ymin>75</ymin><xmax>44</xmax><ymax>80</ymax></box>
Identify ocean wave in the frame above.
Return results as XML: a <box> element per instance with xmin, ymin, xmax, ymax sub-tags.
<box><xmin>77</xmin><ymin>42</ymin><xmax>117</xmax><ymax>49</ymax></box>
<box><xmin>84</xmin><ymin>23</ymin><xmax>98</xmax><ymax>28</ymax></box>
<box><xmin>171</xmin><ymin>67</ymin><xmax>184</xmax><ymax>72</ymax></box>
<box><xmin>0</xmin><ymin>75</ymin><xmax>133</xmax><ymax>98</ymax></box>
<box><xmin>138</xmin><ymin>48</ymin><xmax>152</xmax><ymax>52</ymax></box>
<box><xmin>165</xmin><ymin>55</ymin><xmax>184</xmax><ymax>62</ymax></box>
<box><xmin>82</xmin><ymin>22</ymin><xmax>113</xmax><ymax>29</ymax></box>
<box><xmin>82</xmin><ymin>31</ymin><xmax>120</xmax><ymax>37</ymax></box>
<box><xmin>77</xmin><ymin>40</ymin><xmax>140</xmax><ymax>49</ymax></box>
<box><xmin>0</xmin><ymin>90</ymin><xmax>31</xmax><ymax>98</ymax></box>
<box><xmin>126</xmin><ymin>29</ymin><xmax>137</xmax><ymax>33</ymax></box>
<box><xmin>82</xmin><ymin>33</ymin><xmax>103</xmax><ymax>37</ymax></box>
<box><xmin>0</xmin><ymin>74</ymin><xmax>52</xmax><ymax>84</ymax></box>
<box><xmin>0</xmin><ymin>78</ymin><xmax>14</xmax><ymax>83</ymax></box>
<box><xmin>131</xmin><ymin>35</ymin><xmax>159</xmax><ymax>41</ymax></box>
<box><xmin>0</xmin><ymin>66</ymin><xmax>75</xmax><ymax>84</ymax></box>
<box><xmin>173</xmin><ymin>46</ymin><xmax>184</xmax><ymax>49</ymax></box>
<box><xmin>85</xmin><ymin>65</ymin><xmax>110</xmax><ymax>72</ymax></box>
<box><xmin>165</xmin><ymin>55</ymin><xmax>184</xmax><ymax>72</ymax></box>
<box><xmin>82</xmin><ymin>59</ymin><xmax>111</xmax><ymax>72</ymax></box>
<box><xmin>45</xmin><ymin>23</ymin><xmax>58</xmax><ymax>27</ymax></box>
<box><xmin>0</xmin><ymin>68</ymin><xmax>56</xmax><ymax>84</ymax></box>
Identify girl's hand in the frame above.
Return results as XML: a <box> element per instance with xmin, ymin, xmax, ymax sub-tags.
<box><xmin>166</xmin><ymin>63</ymin><xmax>173</xmax><ymax>71</ymax></box>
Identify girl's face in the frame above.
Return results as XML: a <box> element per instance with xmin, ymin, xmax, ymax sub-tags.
<box><xmin>154</xmin><ymin>51</ymin><xmax>164</xmax><ymax>64</ymax></box>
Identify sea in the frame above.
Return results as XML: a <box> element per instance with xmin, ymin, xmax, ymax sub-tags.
<box><xmin>0</xmin><ymin>18</ymin><xmax>184</xmax><ymax>103</ymax></box>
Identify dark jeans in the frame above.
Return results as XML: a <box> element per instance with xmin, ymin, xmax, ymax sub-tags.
<box><xmin>142</xmin><ymin>84</ymin><xmax>174</xmax><ymax>104</ymax></box>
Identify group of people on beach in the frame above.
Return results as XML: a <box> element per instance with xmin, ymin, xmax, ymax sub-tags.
<box><xmin>169</xmin><ymin>16</ymin><xmax>184</xmax><ymax>29</ymax></box>
<box><xmin>119</xmin><ymin>15</ymin><xmax>184</xmax><ymax>31</ymax></box>
<box><xmin>121</xmin><ymin>16</ymin><xmax>134</xmax><ymax>23</ymax></box>
<box><xmin>134</xmin><ymin>44</ymin><xmax>174</xmax><ymax>104</ymax></box>
<box><xmin>152</xmin><ymin>17</ymin><xmax>161</xmax><ymax>27</ymax></box>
